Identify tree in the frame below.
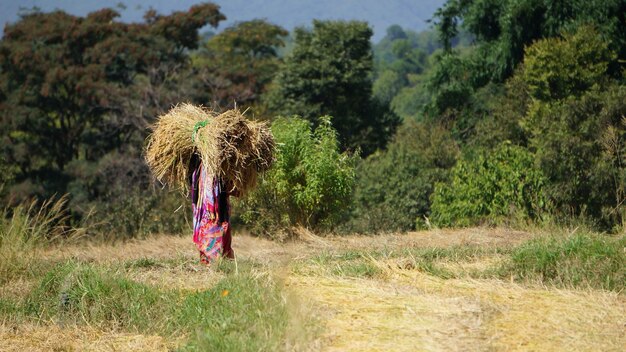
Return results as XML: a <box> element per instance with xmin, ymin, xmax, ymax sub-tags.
<box><xmin>0</xmin><ymin>4</ymin><xmax>225</xmax><ymax>203</ymax></box>
<box><xmin>521</xmin><ymin>27</ymin><xmax>616</xmax><ymax>101</ymax></box>
<box><xmin>372</xmin><ymin>39</ymin><xmax>427</xmax><ymax>106</ymax></box>
<box><xmin>433</xmin><ymin>0</ymin><xmax>626</xmax><ymax>82</ymax></box>
<box><xmin>385</xmin><ymin>25</ymin><xmax>407</xmax><ymax>41</ymax></box>
<box><xmin>193</xmin><ymin>19</ymin><xmax>287</xmax><ymax>109</ymax></box>
<box><xmin>372</xmin><ymin>25</ymin><xmax>473</xmax><ymax>122</ymax></box>
<box><xmin>372</xmin><ymin>70</ymin><xmax>404</xmax><ymax>104</ymax></box>
<box><xmin>426</xmin><ymin>0</ymin><xmax>626</xmax><ymax>141</ymax></box>
<box><xmin>266</xmin><ymin>20</ymin><xmax>400</xmax><ymax>156</ymax></box>
<box><xmin>517</xmin><ymin>27</ymin><xmax>625</xmax><ymax>228</ymax></box>
<box><xmin>348</xmin><ymin>120</ymin><xmax>459</xmax><ymax>232</ymax></box>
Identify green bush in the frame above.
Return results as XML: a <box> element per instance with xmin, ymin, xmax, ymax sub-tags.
<box><xmin>431</xmin><ymin>143</ymin><xmax>547</xmax><ymax>227</ymax></box>
<box><xmin>239</xmin><ymin>116</ymin><xmax>357</xmax><ymax>238</ymax></box>
<box><xmin>346</xmin><ymin>120</ymin><xmax>459</xmax><ymax>233</ymax></box>
<box><xmin>85</xmin><ymin>189</ymin><xmax>190</xmax><ymax>240</ymax></box>
<box><xmin>521</xmin><ymin>26</ymin><xmax>615</xmax><ymax>101</ymax></box>
<box><xmin>61</xmin><ymin>150</ymin><xmax>190</xmax><ymax>239</ymax></box>
<box><xmin>517</xmin><ymin>28</ymin><xmax>626</xmax><ymax>228</ymax></box>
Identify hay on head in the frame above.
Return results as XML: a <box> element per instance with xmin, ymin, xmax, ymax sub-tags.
<box><xmin>145</xmin><ymin>103</ymin><xmax>275</xmax><ymax>195</ymax></box>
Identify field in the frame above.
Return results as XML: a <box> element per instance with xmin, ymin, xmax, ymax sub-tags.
<box><xmin>1</xmin><ymin>227</ymin><xmax>624</xmax><ymax>351</ymax></box>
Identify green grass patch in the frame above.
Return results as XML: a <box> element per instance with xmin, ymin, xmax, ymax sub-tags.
<box><xmin>294</xmin><ymin>246</ymin><xmax>503</xmax><ymax>280</ymax></box>
<box><xmin>124</xmin><ymin>257</ymin><xmax>165</xmax><ymax>269</ymax></box>
<box><xmin>332</xmin><ymin>260</ymin><xmax>382</xmax><ymax>278</ymax></box>
<box><xmin>0</xmin><ymin>297</ymin><xmax>20</xmax><ymax>317</ymax></box>
<box><xmin>178</xmin><ymin>266</ymin><xmax>288</xmax><ymax>351</ymax></box>
<box><xmin>1</xmin><ymin>259</ymin><xmax>309</xmax><ymax>351</ymax></box>
<box><xmin>297</xmin><ymin>235</ymin><xmax>625</xmax><ymax>292</ymax></box>
<box><xmin>293</xmin><ymin>251</ymin><xmax>384</xmax><ymax>278</ymax></box>
<box><xmin>405</xmin><ymin>246</ymin><xmax>508</xmax><ymax>261</ymax></box>
<box><xmin>22</xmin><ymin>261</ymin><xmax>172</xmax><ymax>332</ymax></box>
<box><xmin>499</xmin><ymin>232</ymin><xmax>626</xmax><ymax>291</ymax></box>
<box><xmin>0</xmin><ymin>199</ymin><xmax>315</xmax><ymax>350</ymax></box>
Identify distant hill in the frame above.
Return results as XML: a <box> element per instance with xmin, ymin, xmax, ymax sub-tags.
<box><xmin>0</xmin><ymin>0</ymin><xmax>446</xmax><ymax>42</ymax></box>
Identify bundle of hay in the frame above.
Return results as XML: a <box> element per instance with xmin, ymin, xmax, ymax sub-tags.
<box><xmin>145</xmin><ymin>103</ymin><xmax>274</xmax><ymax>195</ymax></box>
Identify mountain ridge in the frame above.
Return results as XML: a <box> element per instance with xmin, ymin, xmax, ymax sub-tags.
<box><xmin>0</xmin><ymin>0</ymin><xmax>446</xmax><ymax>41</ymax></box>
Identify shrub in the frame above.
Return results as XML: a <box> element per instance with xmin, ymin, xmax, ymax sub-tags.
<box><xmin>346</xmin><ymin>120</ymin><xmax>459</xmax><ymax>233</ymax></box>
<box><xmin>431</xmin><ymin>143</ymin><xmax>547</xmax><ymax>227</ymax></box>
<box><xmin>521</xmin><ymin>26</ymin><xmax>615</xmax><ymax>101</ymax></box>
<box><xmin>63</xmin><ymin>150</ymin><xmax>191</xmax><ymax>239</ymax></box>
<box><xmin>518</xmin><ymin>27</ymin><xmax>626</xmax><ymax>228</ymax></box>
<box><xmin>85</xmin><ymin>189</ymin><xmax>190</xmax><ymax>240</ymax></box>
<box><xmin>239</xmin><ymin>116</ymin><xmax>357</xmax><ymax>238</ymax></box>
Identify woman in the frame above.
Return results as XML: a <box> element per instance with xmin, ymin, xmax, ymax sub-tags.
<box><xmin>188</xmin><ymin>154</ymin><xmax>235</xmax><ymax>263</ymax></box>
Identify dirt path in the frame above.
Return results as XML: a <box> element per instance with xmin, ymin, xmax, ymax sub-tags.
<box><xmin>43</xmin><ymin>227</ymin><xmax>531</xmax><ymax>264</ymax></box>
<box><xmin>287</xmin><ymin>268</ymin><xmax>624</xmax><ymax>351</ymax></box>
<box><xmin>4</xmin><ymin>228</ymin><xmax>625</xmax><ymax>351</ymax></box>
<box><xmin>280</xmin><ymin>229</ymin><xmax>625</xmax><ymax>351</ymax></box>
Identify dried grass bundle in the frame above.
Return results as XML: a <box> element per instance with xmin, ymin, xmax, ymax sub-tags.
<box><xmin>145</xmin><ymin>103</ymin><xmax>274</xmax><ymax>195</ymax></box>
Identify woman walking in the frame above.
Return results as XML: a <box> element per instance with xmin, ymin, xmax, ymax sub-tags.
<box><xmin>145</xmin><ymin>104</ymin><xmax>274</xmax><ymax>264</ymax></box>
<box><xmin>189</xmin><ymin>154</ymin><xmax>235</xmax><ymax>262</ymax></box>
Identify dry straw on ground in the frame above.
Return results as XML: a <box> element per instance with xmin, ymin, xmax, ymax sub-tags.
<box><xmin>0</xmin><ymin>323</ymin><xmax>171</xmax><ymax>352</ymax></box>
<box><xmin>145</xmin><ymin>103</ymin><xmax>274</xmax><ymax>195</ymax></box>
<box><xmin>9</xmin><ymin>228</ymin><xmax>623</xmax><ymax>351</ymax></box>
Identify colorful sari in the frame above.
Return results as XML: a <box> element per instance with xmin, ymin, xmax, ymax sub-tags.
<box><xmin>190</xmin><ymin>162</ymin><xmax>234</xmax><ymax>263</ymax></box>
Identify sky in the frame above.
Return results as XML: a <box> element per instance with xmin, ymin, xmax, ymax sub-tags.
<box><xmin>0</xmin><ymin>0</ymin><xmax>446</xmax><ymax>41</ymax></box>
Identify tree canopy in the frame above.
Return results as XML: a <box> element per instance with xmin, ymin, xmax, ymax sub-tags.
<box><xmin>193</xmin><ymin>19</ymin><xmax>288</xmax><ymax>109</ymax></box>
<box><xmin>433</xmin><ymin>0</ymin><xmax>626</xmax><ymax>82</ymax></box>
<box><xmin>0</xmin><ymin>4</ymin><xmax>225</xmax><ymax>203</ymax></box>
<box><xmin>2</xmin><ymin>0</ymin><xmax>626</xmax><ymax>237</ymax></box>
<box><xmin>266</xmin><ymin>20</ymin><xmax>400</xmax><ymax>156</ymax></box>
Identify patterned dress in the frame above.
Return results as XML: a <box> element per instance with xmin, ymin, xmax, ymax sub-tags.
<box><xmin>190</xmin><ymin>161</ymin><xmax>234</xmax><ymax>263</ymax></box>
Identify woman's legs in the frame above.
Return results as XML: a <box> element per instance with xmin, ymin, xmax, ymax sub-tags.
<box><xmin>222</xmin><ymin>225</ymin><xmax>235</xmax><ymax>259</ymax></box>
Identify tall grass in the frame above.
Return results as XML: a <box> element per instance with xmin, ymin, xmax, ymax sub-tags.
<box><xmin>500</xmin><ymin>231</ymin><xmax>626</xmax><ymax>291</ymax></box>
<box><xmin>0</xmin><ymin>196</ymin><xmax>76</xmax><ymax>283</ymax></box>
<box><xmin>2</xmin><ymin>259</ymin><xmax>303</xmax><ymax>351</ymax></box>
<box><xmin>0</xmin><ymin>196</ymin><xmax>312</xmax><ymax>350</ymax></box>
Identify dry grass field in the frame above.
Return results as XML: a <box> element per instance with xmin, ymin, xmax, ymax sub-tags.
<box><xmin>1</xmin><ymin>228</ymin><xmax>624</xmax><ymax>351</ymax></box>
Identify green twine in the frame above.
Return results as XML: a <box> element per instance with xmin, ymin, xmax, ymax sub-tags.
<box><xmin>192</xmin><ymin>119</ymin><xmax>210</xmax><ymax>143</ymax></box>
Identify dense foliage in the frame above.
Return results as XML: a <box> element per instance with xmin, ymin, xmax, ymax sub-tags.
<box><xmin>371</xmin><ymin>24</ymin><xmax>472</xmax><ymax>120</ymax></box>
<box><xmin>427</xmin><ymin>0</ymin><xmax>626</xmax><ymax>139</ymax></box>
<box><xmin>520</xmin><ymin>28</ymin><xmax>626</xmax><ymax>228</ymax></box>
<box><xmin>266</xmin><ymin>20</ymin><xmax>400</xmax><ymax>156</ymax></box>
<box><xmin>430</xmin><ymin>143</ymin><xmax>547</xmax><ymax>227</ymax></box>
<box><xmin>0</xmin><ymin>4</ymin><xmax>226</xmax><ymax>235</ymax></box>
<box><xmin>240</xmin><ymin>116</ymin><xmax>357</xmax><ymax>238</ymax></box>
<box><xmin>347</xmin><ymin>120</ymin><xmax>458</xmax><ymax>233</ymax></box>
<box><xmin>433</xmin><ymin>0</ymin><xmax>626</xmax><ymax>83</ymax></box>
<box><xmin>2</xmin><ymin>0</ymin><xmax>626</xmax><ymax>237</ymax></box>
<box><xmin>192</xmin><ymin>19</ymin><xmax>288</xmax><ymax>109</ymax></box>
